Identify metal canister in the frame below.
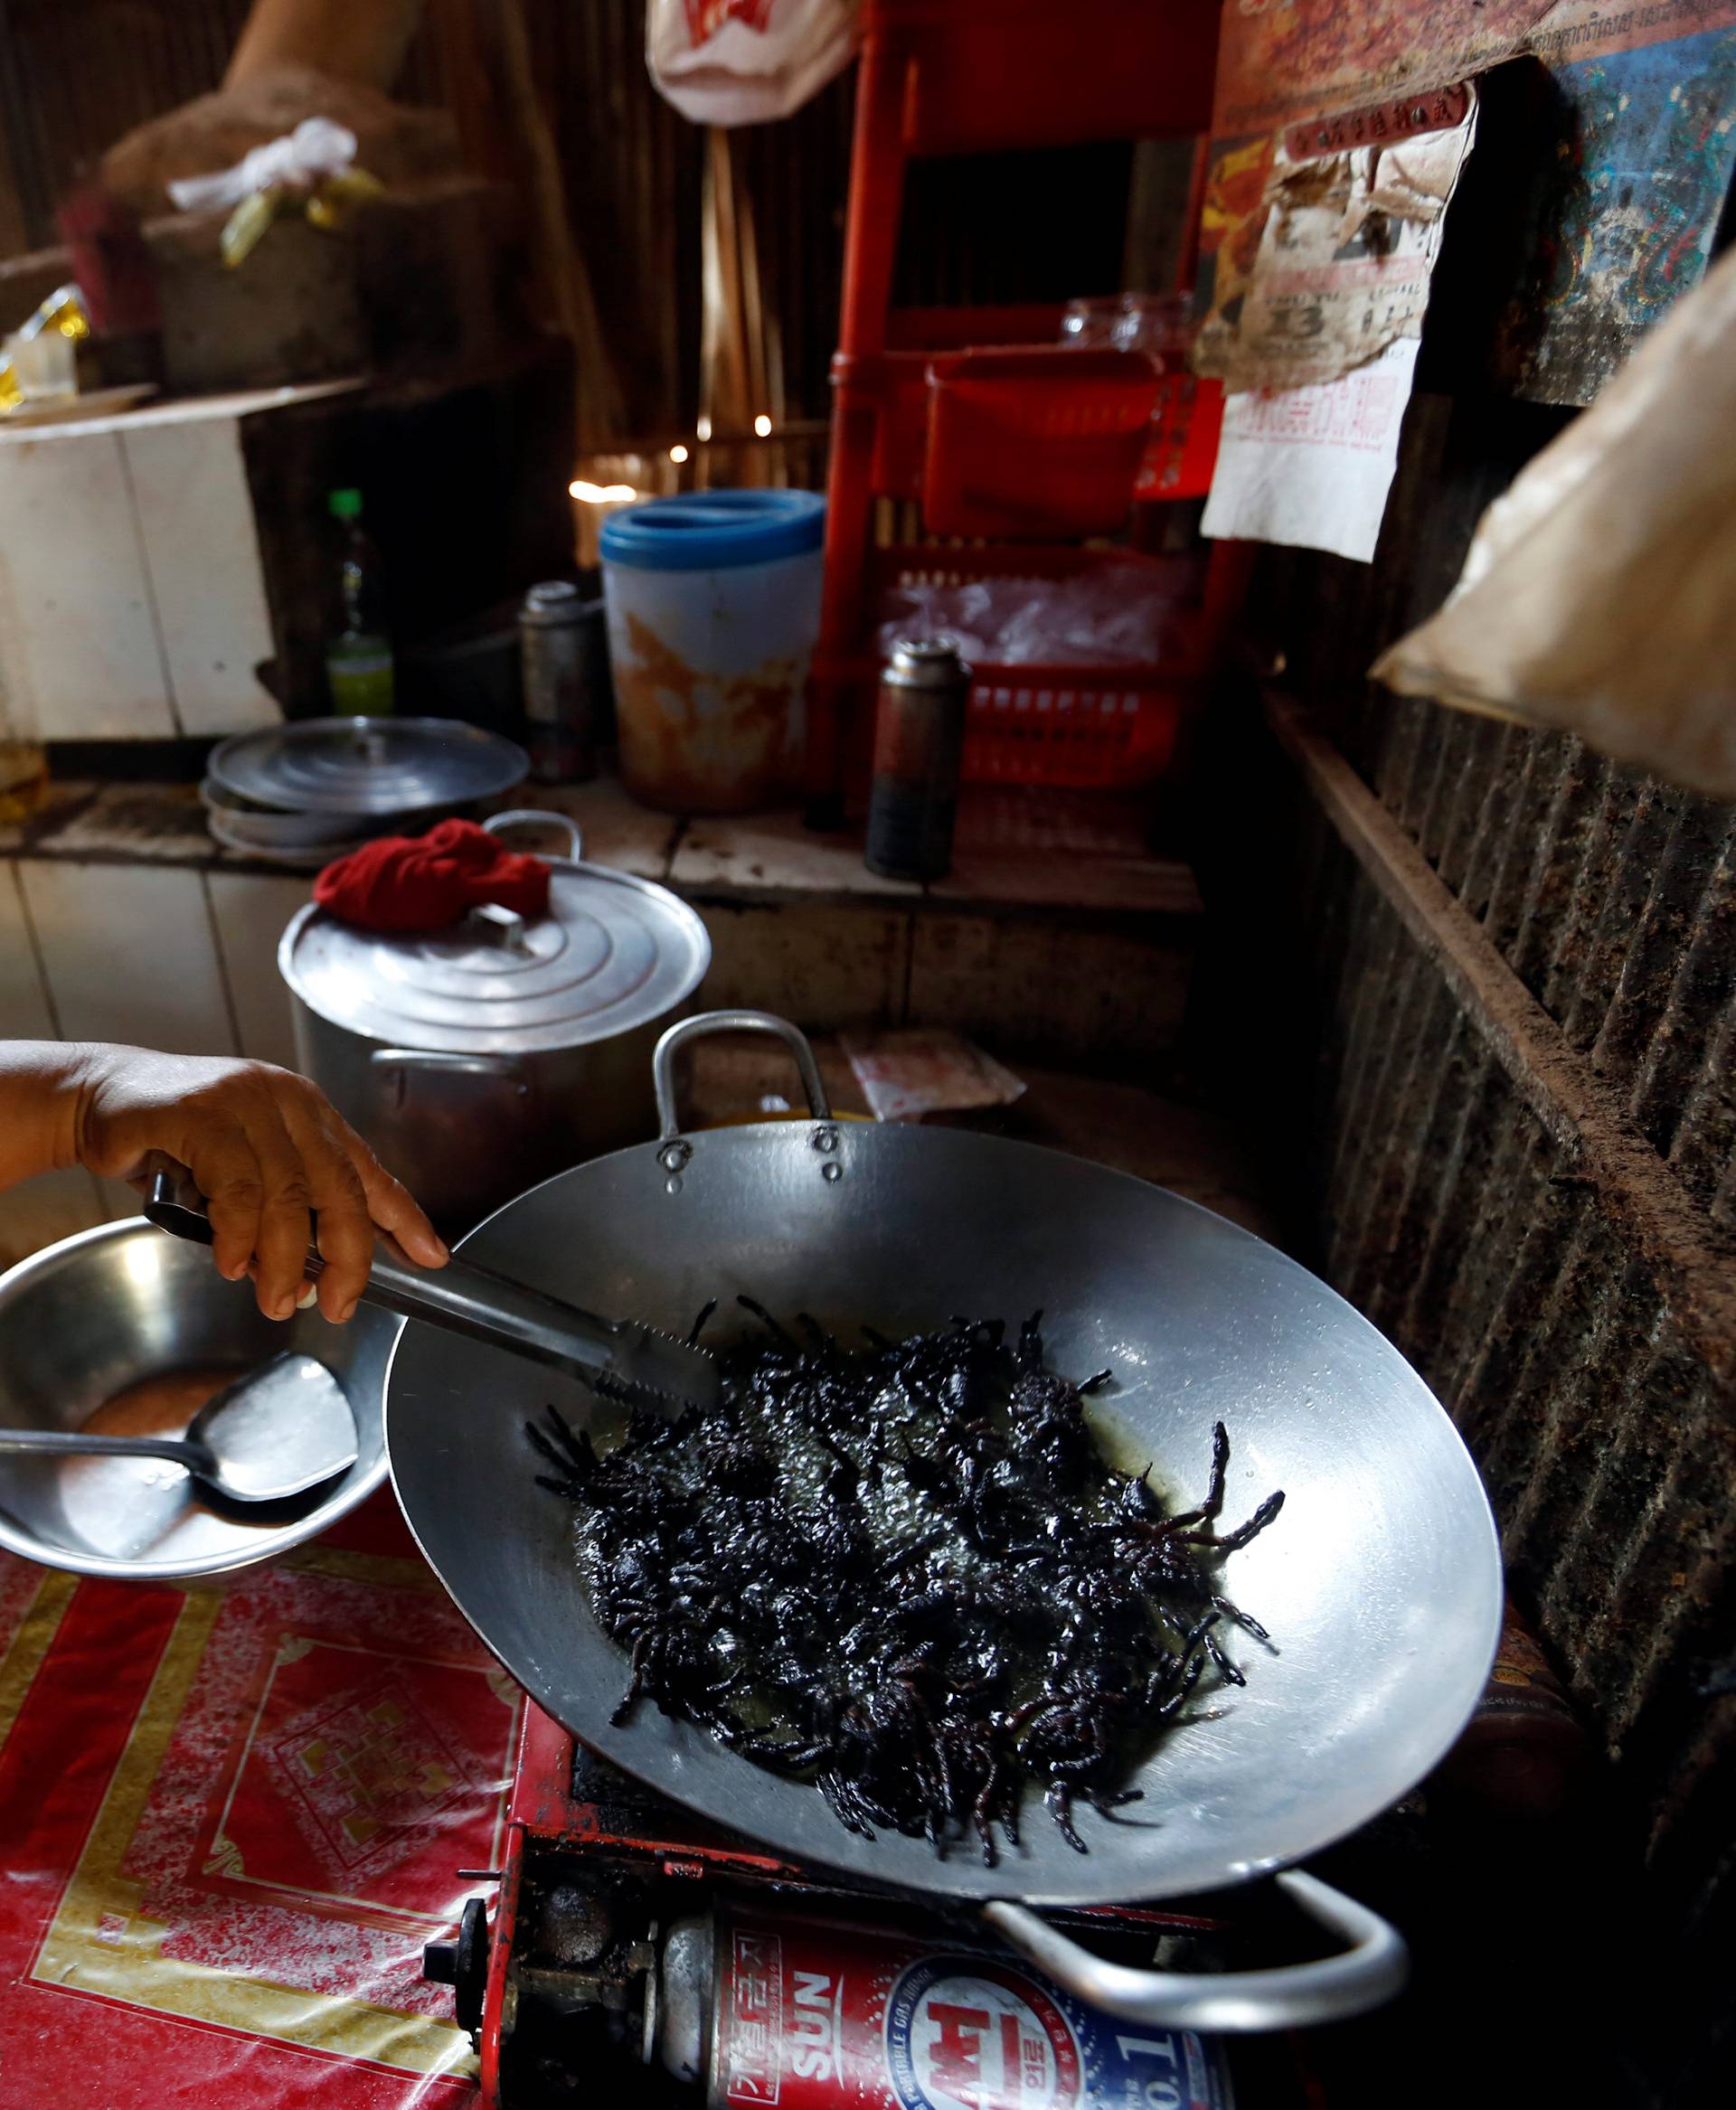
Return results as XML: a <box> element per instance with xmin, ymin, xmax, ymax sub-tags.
<box><xmin>655</xmin><ymin>1909</ymin><xmax>1235</xmax><ymax>2110</ymax></box>
<box><xmin>863</xmin><ymin>638</ymin><xmax>971</xmax><ymax>882</ymax></box>
<box><xmin>519</xmin><ymin>580</ymin><xmax>604</xmax><ymax>784</ymax></box>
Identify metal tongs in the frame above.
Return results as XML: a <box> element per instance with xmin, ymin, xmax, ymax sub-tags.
<box><xmin>145</xmin><ymin>1170</ymin><xmax>722</xmax><ymax>1419</ymax></box>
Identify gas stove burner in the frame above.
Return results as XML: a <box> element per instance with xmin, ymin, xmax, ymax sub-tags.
<box><xmin>425</xmin><ymin>1704</ymin><xmax>1278</xmax><ymax>2110</ymax></box>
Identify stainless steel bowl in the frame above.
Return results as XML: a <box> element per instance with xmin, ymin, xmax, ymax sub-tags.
<box><xmin>0</xmin><ymin>1220</ymin><xmax>399</xmax><ymax>1579</ymax></box>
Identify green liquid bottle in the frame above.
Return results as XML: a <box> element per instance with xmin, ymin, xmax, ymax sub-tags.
<box><xmin>325</xmin><ymin>487</ymin><xmax>394</xmax><ymax>716</ymax></box>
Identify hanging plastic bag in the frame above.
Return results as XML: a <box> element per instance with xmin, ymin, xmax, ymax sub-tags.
<box><xmin>1373</xmin><ymin>242</ymin><xmax>1736</xmax><ymax>800</ymax></box>
<box><xmin>647</xmin><ymin>0</ymin><xmax>858</xmax><ymax>126</ymax></box>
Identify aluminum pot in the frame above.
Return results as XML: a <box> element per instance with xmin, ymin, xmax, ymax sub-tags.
<box><xmin>278</xmin><ymin>810</ymin><xmax>712</xmax><ymax>1230</ymax></box>
<box><xmin>0</xmin><ymin>1218</ymin><xmax>399</xmax><ymax>1580</ymax></box>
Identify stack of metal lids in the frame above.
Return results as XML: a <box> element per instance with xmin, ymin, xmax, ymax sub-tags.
<box><xmin>202</xmin><ymin>718</ymin><xmax>530</xmax><ymax>868</ymax></box>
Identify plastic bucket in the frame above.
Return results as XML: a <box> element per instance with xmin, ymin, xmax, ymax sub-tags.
<box><xmin>600</xmin><ymin>490</ymin><xmax>826</xmax><ymax>814</ymax></box>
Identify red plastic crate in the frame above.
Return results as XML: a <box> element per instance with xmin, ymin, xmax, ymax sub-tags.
<box><xmin>844</xmin><ymin>344</ymin><xmax>1231</xmax><ymax>516</ymax></box>
<box><xmin>923</xmin><ymin>346</ymin><xmax>1160</xmax><ymax>539</ymax></box>
<box><xmin>869</xmin><ymin>544</ymin><xmax>1208</xmax><ymax>789</ymax></box>
<box><xmin>1135</xmin><ymin>370</ymin><xmax>1225</xmax><ymax>501</ymax></box>
<box><xmin>881</xmin><ymin>0</ymin><xmax>1220</xmax><ymax>156</ymax></box>
<box><xmin>807</xmin><ymin>0</ymin><xmax>1232</xmax><ymax>815</ymax></box>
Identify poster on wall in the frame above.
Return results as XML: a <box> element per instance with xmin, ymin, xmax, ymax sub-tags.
<box><xmin>1200</xmin><ymin>96</ymin><xmax>1478</xmax><ymax>560</ymax></box>
<box><xmin>1208</xmin><ymin>0</ymin><xmax>1736</xmax><ymax>406</ymax></box>
<box><xmin>1197</xmin><ymin>86</ymin><xmax>1476</xmax><ymax>395</ymax></box>
<box><xmin>1212</xmin><ymin>0</ymin><xmax>1736</xmax><ymax>137</ymax></box>
<box><xmin>1198</xmin><ymin>0</ymin><xmax>1736</xmax><ymax>555</ymax></box>
<box><xmin>1488</xmin><ymin>21</ymin><xmax>1736</xmax><ymax>402</ymax></box>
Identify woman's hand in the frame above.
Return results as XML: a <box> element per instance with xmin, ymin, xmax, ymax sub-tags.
<box><xmin>43</xmin><ymin>1044</ymin><xmax>446</xmax><ymax>1321</ymax></box>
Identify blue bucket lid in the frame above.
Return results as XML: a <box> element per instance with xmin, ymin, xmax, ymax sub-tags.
<box><xmin>600</xmin><ymin>489</ymin><xmax>826</xmax><ymax>572</ymax></box>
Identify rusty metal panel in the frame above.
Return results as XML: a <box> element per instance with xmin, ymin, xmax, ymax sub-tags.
<box><xmin>1382</xmin><ymin>720</ymin><xmax>1736</xmax><ymax>1229</ymax></box>
<box><xmin>1284</xmin><ymin>767</ymin><xmax>1736</xmax><ymax>2104</ymax></box>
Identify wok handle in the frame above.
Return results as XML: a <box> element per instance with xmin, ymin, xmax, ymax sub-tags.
<box><xmin>653</xmin><ymin>1010</ymin><xmax>832</xmax><ymax>1139</ymax></box>
<box><xmin>981</xmin><ymin>1870</ymin><xmax>1409</xmax><ymax>2032</ymax></box>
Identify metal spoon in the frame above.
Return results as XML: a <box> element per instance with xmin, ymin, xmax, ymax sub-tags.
<box><xmin>0</xmin><ymin>1352</ymin><xmax>358</xmax><ymax>1503</ymax></box>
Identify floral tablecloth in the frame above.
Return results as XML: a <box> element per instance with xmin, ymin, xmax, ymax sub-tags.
<box><xmin>0</xmin><ymin>1493</ymin><xmax>507</xmax><ymax>2106</ymax></box>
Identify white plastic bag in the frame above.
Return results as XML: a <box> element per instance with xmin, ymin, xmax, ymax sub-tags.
<box><xmin>647</xmin><ymin>0</ymin><xmax>858</xmax><ymax>127</ymax></box>
<box><xmin>1373</xmin><ymin>242</ymin><xmax>1736</xmax><ymax>800</ymax></box>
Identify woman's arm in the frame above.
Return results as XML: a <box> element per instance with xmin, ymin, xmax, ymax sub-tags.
<box><xmin>0</xmin><ymin>1041</ymin><xmax>446</xmax><ymax>1321</ymax></box>
<box><xmin>0</xmin><ymin>1041</ymin><xmax>84</xmax><ymax>1193</ymax></box>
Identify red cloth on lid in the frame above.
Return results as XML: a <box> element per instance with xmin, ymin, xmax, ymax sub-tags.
<box><xmin>314</xmin><ymin>817</ymin><xmax>552</xmax><ymax>931</ymax></box>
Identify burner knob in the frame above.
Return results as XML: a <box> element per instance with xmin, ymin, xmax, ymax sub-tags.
<box><xmin>423</xmin><ymin>1896</ymin><xmax>489</xmax><ymax>2037</ymax></box>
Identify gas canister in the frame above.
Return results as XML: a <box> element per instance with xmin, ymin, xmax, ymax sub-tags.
<box><xmin>656</xmin><ymin>1909</ymin><xmax>1234</xmax><ymax>2110</ymax></box>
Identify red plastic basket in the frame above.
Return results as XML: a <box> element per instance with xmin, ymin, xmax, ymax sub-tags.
<box><xmin>878</xmin><ymin>0</ymin><xmax>1220</xmax><ymax>157</ymax></box>
<box><xmin>922</xmin><ymin>347</ymin><xmax>1160</xmax><ymax>539</ymax></box>
<box><xmin>1134</xmin><ymin>370</ymin><xmax>1225</xmax><ymax>502</ymax></box>
<box><xmin>868</xmin><ymin>544</ymin><xmax>1208</xmax><ymax>789</ymax></box>
<box><xmin>807</xmin><ymin>0</ymin><xmax>1231</xmax><ymax>814</ymax></box>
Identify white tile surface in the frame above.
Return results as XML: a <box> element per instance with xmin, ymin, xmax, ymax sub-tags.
<box><xmin>206</xmin><ymin>871</ymin><xmax>312</xmax><ymax>1070</ymax></box>
<box><xmin>0</xmin><ymin>862</ymin><xmax>107</xmax><ymax>1262</ymax></box>
<box><xmin>18</xmin><ymin>861</ymin><xmax>238</xmax><ymax>1058</ymax></box>
<box><xmin>0</xmin><ymin>380</ymin><xmax>362</xmax><ymax>447</ymax></box>
<box><xmin>123</xmin><ymin>416</ymin><xmax>281</xmax><ymax>737</ymax></box>
<box><xmin>0</xmin><ymin>429</ymin><xmax>177</xmax><ymax>740</ymax></box>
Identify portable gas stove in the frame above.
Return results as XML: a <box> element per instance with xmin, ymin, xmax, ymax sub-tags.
<box><xmin>425</xmin><ymin>1701</ymin><xmax>1325</xmax><ymax>2110</ymax></box>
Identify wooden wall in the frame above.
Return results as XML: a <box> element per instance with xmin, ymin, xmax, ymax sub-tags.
<box><xmin>0</xmin><ymin>0</ymin><xmax>1137</xmax><ymax>437</ymax></box>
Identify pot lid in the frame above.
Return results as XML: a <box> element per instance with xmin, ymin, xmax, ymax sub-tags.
<box><xmin>210</xmin><ymin>717</ymin><xmax>529</xmax><ymax>817</ymax></box>
<box><xmin>599</xmin><ymin>489</ymin><xmax>825</xmax><ymax>572</ymax></box>
<box><xmin>280</xmin><ymin>864</ymin><xmax>711</xmax><ymax>1053</ymax></box>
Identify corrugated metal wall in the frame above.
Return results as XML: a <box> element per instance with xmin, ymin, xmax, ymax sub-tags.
<box><xmin>1244</xmin><ymin>388</ymin><xmax>1736</xmax><ymax>2104</ymax></box>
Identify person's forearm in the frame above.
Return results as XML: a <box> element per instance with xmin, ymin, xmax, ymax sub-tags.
<box><xmin>0</xmin><ymin>1041</ymin><xmax>91</xmax><ymax>1192</ymax></box>
<box><xmin>0</xmin><ymin>1039</ymin><xmax>444</xmax><ymax>1315</ymax></box>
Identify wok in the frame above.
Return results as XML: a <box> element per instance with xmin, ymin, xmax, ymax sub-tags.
<box><xmin>386</xmin><ymin>1013</ymin><xmax>1503</xmax><ymax>2031</ymax></box>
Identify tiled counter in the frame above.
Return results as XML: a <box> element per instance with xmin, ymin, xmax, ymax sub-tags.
<box><xmin>0</xmin><ymin>774</ymin><xmax>1204</xmax><ymax>1266</ymax></box>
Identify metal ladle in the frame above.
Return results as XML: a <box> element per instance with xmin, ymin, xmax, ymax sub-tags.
<box><xmin>0</xmin><ymin>1352</ymin><xmax>358</xmax><ymax>1503</ymax></box>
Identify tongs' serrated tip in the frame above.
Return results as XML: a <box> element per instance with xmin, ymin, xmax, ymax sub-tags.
<box><xmin>592</xmin><ymin>1372</ymin><xmax>685</xmax><ymax>1418</ymax></box>
<box><xmin>599</xmin><ymin>1323</ymin><xmax>723</xmax><ymax>1420</ymax></box>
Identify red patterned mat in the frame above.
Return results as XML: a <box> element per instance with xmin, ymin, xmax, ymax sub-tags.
<box><xmin>0</xmin><ymin>1493</ymin><xmax>506</xmax><ymax>2107</ymax></box>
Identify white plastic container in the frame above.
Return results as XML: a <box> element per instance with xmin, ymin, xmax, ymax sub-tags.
<box><xmin>599</xmin><ymin>489</ymin><xmax>826</xmax><ymax>813</ymax></box>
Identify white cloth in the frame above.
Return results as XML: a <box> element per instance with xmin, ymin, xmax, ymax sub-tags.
<box><xmin>166</xmin><ymin>118</ymin><xmax>358</xmax><ymax>213</ymax></box>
